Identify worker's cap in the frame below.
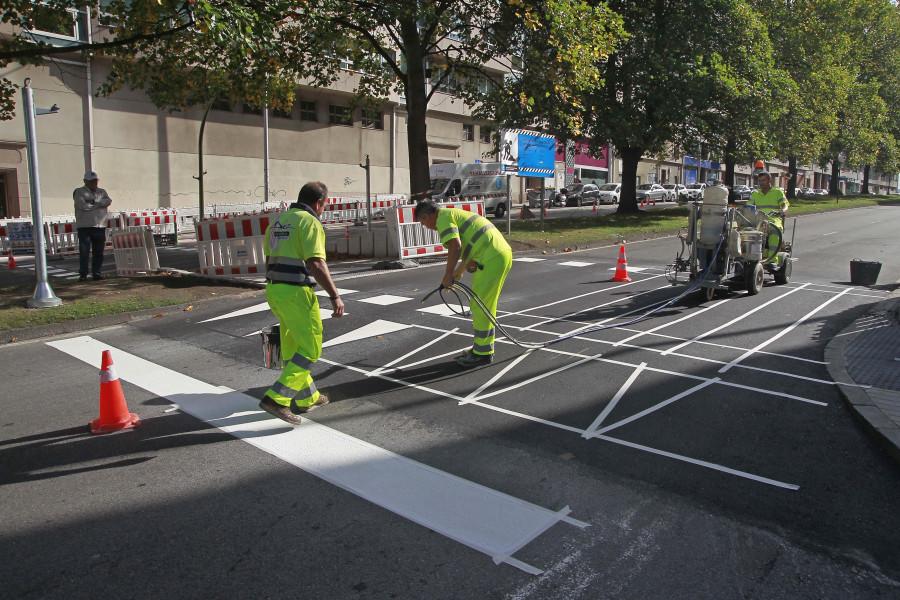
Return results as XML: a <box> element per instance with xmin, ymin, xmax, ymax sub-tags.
<box><xmin>83</xmin><ymin>171</ymin><xmax>99</xmax><ymax>181</ymax></box>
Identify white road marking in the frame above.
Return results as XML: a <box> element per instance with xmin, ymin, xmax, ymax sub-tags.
<box><xmin>418</xmin><ymin>304</ymin><xmax>464</xmax><ymax>317</ymax></box>
<box><xmin>519</xmin><ymin>284</ymin><xmax>673</xmax><ymax>332</ymax></box>
<box><xmin>47</xmin><ymin>336</ymin><xmax>585</xmax><ymax>575</ymax></box>
<box><xmin>821</xmin><ymin>231</ymin><xmax>837</xmax><ymax>236</ymax></box>
<box><xmin>461</xmin><ymin>350</ymin><xmax>534</xmax><ymax>405</ymax></box>
<box><xmin>369</xmin><ymin>328</ymin><xmax>460</xmax><ymax>377</ymax></box>
<box><xmin>583</xmin><ymin>362</ymin><xmax>647</xmax><ymax>438</ymax></box>
<box><xmin>315</xmin><ymin>287</ymin><xmax>358</xmax><ymax>297</ymax></box>
<box><xmin>613</xmin><ymin>297</ymin><xmax>729</xmax><ymax>347</ymax></box>
<box><xmin>558</xmin><ymin>261</ymin><xmax>595</xmax><ymax>267</ymax></box>
<box><xmin>358</xmin><ymin>294</ymin><xmax>412</xmax><ymax>306</ymax></box>
<box><xmin>594</xmin><ymin>378</ymin><xmax>720</xmax><ymax>435</ymax></box>
<box><xmin>718</xmin><ymin>288</ymin><xmax>853</xmax><ymax>373</ymax></box>
<box><xmin>596</xmin><ymin>435</ymin><xmax>799</xmax><ymax>490</ymax></box>
<box><xmin>514</xmin><ymin>257</ymin><xmax>547</xmax><ymax>263</ymax></box>
<box><xmin>200</xmin><ymin>301</ymin><xmax>270</xmax><ymax>322</ymax></box>
<box><xmin>606</xmin><ymin>266</ymin><xmax>649</xmax><ymax>272</ymax></box>
<box><xmin>662</xmin><ymin>283</ymin><xmax>810</xmax><ymax>356</ymax></box>
<box><xmin>322</xmin><ymin>319</ymin><xmax>411</xmax><ymax>348</ymax></box>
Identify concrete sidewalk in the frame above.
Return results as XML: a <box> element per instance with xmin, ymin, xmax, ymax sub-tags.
<box><xmin>825</xmin><ymin>280</ymin><xmax>900</xmax><ymax>464</ymax></box>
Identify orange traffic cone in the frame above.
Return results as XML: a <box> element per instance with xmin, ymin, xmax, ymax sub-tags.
<box><xmin>90</xmin><ymin>350</ymin><xmax>140</xmax><ymax>434</ymax></box>
<box><xmin>543</xmin><ymin>206</ymin><xmax>547</xmax><ymax>217</ymax></box>
<box><xmin>611</xmin><ymin>245</ymin><xmax>632</xmax><ymax>282</ymax></box>
<box><xmin>6</xmin><ymin>249</ymin><xmax>17</xmax><ymax>270</ymax></box>
<box><xmin>592</xmin><ymin>202</ymin><xmax>597</xmax><ymax>212</ymax></box>
<box><xmin>640</xmin><ymin>199</ymin><xmax>644</xmax><ymax>207</ymax></box>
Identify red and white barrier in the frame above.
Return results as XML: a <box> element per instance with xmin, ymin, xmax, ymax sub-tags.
<box><xmin>111</xmin><ymin>227</ymin><xmax>160</xmax><ymax>275</ymax></box>
<box><xmin>195</xmin><ymin>212</ymin><xmax>273</xmax><ymax>276</ymax></box>
<box><xmin>387</xmin><ymin>201</ymin><xmax>485</xmax><ymax>260</ymax></box>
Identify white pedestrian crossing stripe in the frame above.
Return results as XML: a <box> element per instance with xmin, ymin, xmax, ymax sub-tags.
<box><xmin>558</xmin><ymin>261</ymin><xmax>595</xmax><ymax>267</ymax></box>
<box><xmin>358</xmin><ymin>294</ymin><xmax>411</xmax><ymax>306</ymax></box>
<box><xmin>513</xmin><ymin>257</ymin><xmax>546</xmax><ymax>263</ymax></box>
<box><xmin>323</xmin><ymin>319</ymin><xmax>411</xmax><ymax>348</ymax></box>
<box><xmin>607</xmin><ymin>266</ymin><xmax>649</xmax><ymax>272</ymax></box>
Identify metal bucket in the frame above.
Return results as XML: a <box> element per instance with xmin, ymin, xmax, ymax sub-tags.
<box><xmin>260</xmin><ymin>324</ymin><xmax>284</xmax><ymax>369</ymax></box>
<box><xmin>740</xmin><ymin>231</ymin><xmax>764</xmax><ymax>261</ymax></box>
<box><xmin>850</xmin><ymin>259</ymin><xmax>882</xmax><ymax>286</ymax></box>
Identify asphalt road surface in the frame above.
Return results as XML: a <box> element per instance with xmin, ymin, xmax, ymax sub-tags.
<box><xmin>1</xmin><ymin>204</ymin><xmax>898</xmax><ymax>599</ymax></box>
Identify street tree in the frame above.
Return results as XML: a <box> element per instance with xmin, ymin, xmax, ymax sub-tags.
<box><xmin>579</xmin><ymin>0</ymin><xmax>774</xmax><ymax>214</ymax></box>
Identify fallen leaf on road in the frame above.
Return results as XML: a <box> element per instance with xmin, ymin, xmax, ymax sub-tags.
<box><xmin>10</xmin><ymin>337</ymin><xmax>18</xmax><ymax>343</ymax></box>
<box><xmin>184</xmin><ymin>306</ymin><xmax>194</xmax><ymax>311</ymax></box>
<box><xmin>154</xmin><ymin>313</ymin><xmax>164</xmax><ymax>318</ymax></box>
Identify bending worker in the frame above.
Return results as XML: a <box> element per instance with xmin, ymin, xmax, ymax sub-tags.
<box><xmin>749</xmin><ymin>171</ymin><xmax>789</xmax><ymax>266</ymax></box>
<box><xmin>415</xmin><ymin>200</ymin><xmax>512</xmax><ymax>367</ymax></box>
<box><xmin>260</xmin><ymin>182</ymin><xmax>345</xmax><ymax>426</ymax></box>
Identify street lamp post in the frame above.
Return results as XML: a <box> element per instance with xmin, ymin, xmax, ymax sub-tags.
<box><xmin>22</xmin><ymin>78</ymin><xmax>61</xmax><ymax>308</ymax></box>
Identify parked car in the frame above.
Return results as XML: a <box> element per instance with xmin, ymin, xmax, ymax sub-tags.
<box><xmin>561</xmin><ymin>183</ymin><xmax>601</xmax><ymax>206</ymax></box>
<box><xmin>635</xmin><ymin>183</ymin><xmax>667</xmax><ymax>204</ymax></box>
<box><xmin>731</xmin><ymin>185</ymin><xmax>752</xmax><ymax>202</ymax></box>
<box><xmin>679</xmin><ymin>182</ymin><xmax>707</xmax><ymax>203</ymax></box>
<box><xmin>800</xmin><ymin>187</ymin><xmax>816</xmax><ymax>196</ymax></box>
<box><xmin>662</xmin><ymin>183</ymin><xmax>685</xmax><ymax>202</ymax></box>
<box><xmin>814</xmin><ymin>189</ymin><xmax>828</xmax><ymax>195</ymax></box>
<box><xmin>596</xmin><ymin>183</ymin><xmax>621</xmax><ymax>204</ymax></box>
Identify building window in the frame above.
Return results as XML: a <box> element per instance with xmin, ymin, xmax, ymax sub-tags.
<box><xmin>361</xmin><ymin>109</ymin><xmax>383</xmax><ymax>130</ymax></box>
<box><xmin>271</xmin><ymin>105</ymin><xmax>292</xmax><ymax>119</ymax></box>
<box><xmin>210</xmin><ymin>98</ymin><xmax>232</xmax><ymax>112</ymax></box>
<box><xmin>30</xmin><ymin>5</ymin><xmax>87</xmax><ymax>40</ymax></box>
<box><xmin>463</xmin><ymin>124</ymin><xmax>474</xmax><ymax>141</ymax></box>
<box><xmin>329</xmin><ymin>104</ymin><xmax>353</xmax><ymax>126</ymax></box>
<box><xmin>299</xmin><ymin>100</ymin><xmax>317</xmax><ymax>122</ymax></box>
<box><xmin>242</xmin><ymin>103</ymin><xmax>262</xmax><ymax>115</ymax></box>
<box><xmin>479</xmin><ymin>126</ymin><xmax>491</xmax><ymax>144</ymax></box>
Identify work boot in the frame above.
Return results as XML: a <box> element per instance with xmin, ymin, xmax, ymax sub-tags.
<box><xmin>93</xmin><ymin>274</ymin><xmax>105</xmax><ymax>281</ymax></box>
<box><xmin>457</xmin><ymin>353</ymin><xmax>493</xmax><ymax>368</ymax></box>
<box><xmin>79</xmin><ymin>274</ymin><xmax>88</xmax><ymax>281</ymax></box>
<box><xmin>259</xmin><ymin>396</ymin><xmax>303</xmax><ymax>425</ymax></box>
<box><xmin>456</xmin><ymin>347</ymin><xmax>476</xmax><ymax>360</ymax></box>
<box><xmin>290</xmin><ymin>394</ymin><xmax>329</xmax><ymax>415</ymax></box>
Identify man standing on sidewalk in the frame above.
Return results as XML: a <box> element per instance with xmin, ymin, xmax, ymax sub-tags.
<box><xmin>260</xmin><ymin>181</ymin><xmax>345</xmax><ymax>425</ymax></box>
<box><xmin>73</xmin><ymin>171</ymin><xmax>112</xmax><ymax>281</ymax></box>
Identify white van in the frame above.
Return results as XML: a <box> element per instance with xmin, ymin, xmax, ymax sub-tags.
<box><xmin>429</xmin><ymin>162</ymin><xmax>510</xmax><ymax>218</ymax></box>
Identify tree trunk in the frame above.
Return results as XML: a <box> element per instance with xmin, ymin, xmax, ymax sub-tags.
<box><xmin>862</xmin><ymin>165</ymin><xmax>870</xmax><ymax>194</ymax></box>
<box><xmin>830</xmin><ymin>161</ymin><xmax>841</xmax><ymax>195</ymax></box>
<box><xmin>787</xmin><ymin>156</ymin><xmax>797</xmax><ymax>200</ymax></box>
<box><xmin>724</xmin><ymin>138</ymin><xmax>736</xmax><ymax>200</ymax></box>
<box><xmin>400</xmin><ymin>24</ymin><xmax>431</xmax><ymax>196</ymax></box>
<box><xmin>617</xmin><ymin>146</ymin><xmax>643</xmax><ymax>214</ymax></box>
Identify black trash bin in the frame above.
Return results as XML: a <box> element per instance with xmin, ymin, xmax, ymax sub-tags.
<box><xmin>849</xmin><ymin>259</ymin><xmax>882</xmax><ymax>286</ymax></box>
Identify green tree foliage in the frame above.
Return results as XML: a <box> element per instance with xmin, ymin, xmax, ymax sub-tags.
<box><xmin>580</xmin><ymin>0</ymin><xmax>774</xmax><ymax>213</ymax></box>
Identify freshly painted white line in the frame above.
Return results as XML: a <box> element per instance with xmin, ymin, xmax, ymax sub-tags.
<box><xmin>557</xmin><ymin>261</ymin><xmax>595</xmax><ymax>267</ymax></box>
<box><xmin>595</xmin><ymin>378</ymin><xmax>720</xmax><ymax>435</ymax></box>
<box><xmin>613</xmin><ymin>297</ymin><xmax>729</xmax><ymax>346</ymax></box>
<box><xmin>461</xmin><ymin>351</ymin><xmax>534</xmax><ymax>404</ymax></box>
<box><xmin>322</xmin><ymin>319</ymin><xmax>411</xmax><ymax>348</ymax></box>
<box><xmin>369</xmin><ymin>328</ymin><xmax>460</xmax><ymax>377</ymax></box>
<box><xmin>719</xmin><ymin>288</ymin><xmax>853</xmax><ymax>373</ymax></box>
<box><xmin>358</xmin><ymin>294</ymin><xmax>412</xmax><ymax>306</ymax></box>
<box><xmin>596</xmin><ymin>434</ymin><xmax>799</xmax><ymax>490</ymax></box>
<box><xmin>47</xmin><ymin>336</ymin><xmax>583</xmax><ymax>575</ymax></box>
<box><xmin>418</xmin><ymin>303</ymin><xmax>465</xmax><ymax>317</ymax></box>
<box><xmin>582</xmin><ymin>362</ymin><xmax>647</xmax><ymax>438</ymax></box>
<box><xmin>613</xmin><ymin>325</ymin><xmax>826</xmax><ymax>364</ymax></box>
<box><xmin>821</xmin><ymin>231</ymin><xmax>837</xmax><ymax>236</ymax></box>
<box><xmin>315</xmin><ymin>287</ymin><xmax>358</xmax><ymax>297</ymax></box>
<box><xmin>199</xmin><ymin>301</ymin><xmax>270</xmax><ymax>323</ymax></box>
<box><xmin>519</xmin><ymin>283</ymin><xmax>673</xmax><ymax>332</ymax></box>
<box><xmin>475</xmin><ymin>352</ymin><xmax>604</xmax><ymax>402</ymax></box>
<box><xmin>662</xmin><ymin>283</ymin><xmax>810</xmax><ymax>355</ymax></box>
<box><xmin>606</xmin><ymin>266</ymin><xmax>649</xmax><ymax>272</ymax></box>
<box><xmin>513</xmin><ymin>257</ymin><xmax>546</xmax><ymax>263</ymax></box>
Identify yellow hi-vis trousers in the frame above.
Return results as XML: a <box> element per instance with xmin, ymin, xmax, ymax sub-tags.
<box><xmin>470</xmin><ymin>249</ymin><xmax>513</xmax><ymax>356</ymax></box>
<box><xmin>265</xmin><ymin>283</ymin><xmax>322</xmax><ymax>410</ymax></box>
<box><xmin>765</xmin><ymin>215</ymin><xmax>785</xmax><ymax>266</ymax></box>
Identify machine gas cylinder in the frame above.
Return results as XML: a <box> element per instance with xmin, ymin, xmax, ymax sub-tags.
<box><xmin>699</xmin><ymin>186</ymin><xmax>729</xmax><ymax>245</ymax></box>
<box><xmin>728</xmin><ymin>229</ymin><xmax>742</xmax><ymax>257</ymax></box>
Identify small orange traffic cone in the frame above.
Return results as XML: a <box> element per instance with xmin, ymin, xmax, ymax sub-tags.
<box><xmin>640</xmin><ymin>199</ymin><xmax>644</xmax><ymax>208</ymax></box>
<box><xmin>90</xmin><ymin>350</ymin><xmax>140</xmax><ymax>434</ymax></box>
<box><xmin>592</xmin><ymin>202</ymin><xmax>597</xmax><ymax>212</ymax></box>
<box><xmin>543</xmin><ymin>206</ymin><xmax>547</xmax><ymax>217</ymax></box>
<box><xmin>6</xmin><ymin>249</ymin><xmax>17</xmax><ymax>270</ymax></box>
<box><xmin>611</xmin><ymin>244</ymin><xmax>632</xmax><ymax>282</ymax></box>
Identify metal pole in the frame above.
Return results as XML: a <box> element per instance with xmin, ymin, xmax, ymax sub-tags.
<box><xmin>263</xmin><ymin>94</ymin><xmax>270</xmax><ymax>205</ymax></box>
<box><xmin>360</xmin><ymin>154</ymin><xmax>371</xmax><ymax>231</ymax></box>
<box><xmin>539</xmin><ymin>185</ymin><xmax>545</xmax><ymax>233</ymax></box>
<box><xmin>505</xmin><ymin>174</ymin><xmax>511</xmax><ymax>235</ymax></box>
<box><xmin>195</xmin><ymin>99</ymin><xmax>213</xmax><ymax>219</ymax></box>
<box><xmin>22</xmin><ymin>80</ymin><xmax>61</xmax><ymax>308</ymax></box>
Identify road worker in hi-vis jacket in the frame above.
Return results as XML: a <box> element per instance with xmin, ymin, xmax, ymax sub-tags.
<box><xmin>749</xmin><ymin>171</ymin><xmax>790</xmax><ymax>266</ymax></box>
<box><xmin>260</xmin><ymin>182</ymin><xmax>345</xmax><ymax>425</ymax></box>
<box><xmin>415</xmin><ymin>199</ymin><xmax>513</xmax><ymax>367</ymax></box>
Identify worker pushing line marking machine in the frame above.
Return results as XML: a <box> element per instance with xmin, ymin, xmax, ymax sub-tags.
<box><xmin>667</xmin><ymin>183</ymin><xmax>796</xmax><ymax>301</ymax></box>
